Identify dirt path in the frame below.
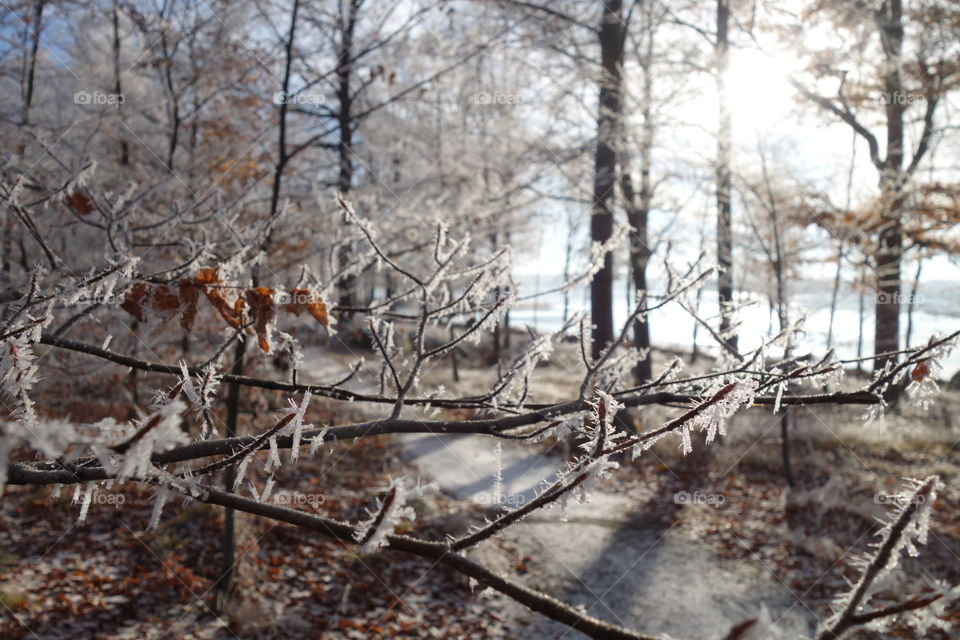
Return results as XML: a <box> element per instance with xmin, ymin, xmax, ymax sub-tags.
<box><xmin>402</xmin><ymin>433</ymin><xmax>813</xmax><ymax>640</ymax></box>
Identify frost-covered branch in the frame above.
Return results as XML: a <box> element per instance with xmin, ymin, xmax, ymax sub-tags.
<box><xmin>817</xmin><ymin>476</ymin><xmax>957</xmax><ymax>639</ymax></box>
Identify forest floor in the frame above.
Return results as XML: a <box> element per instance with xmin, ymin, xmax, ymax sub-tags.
<box><xmin>2</xmin><ymin>337</ymin><xmax>960</xmax><ymax>639</ymax></box>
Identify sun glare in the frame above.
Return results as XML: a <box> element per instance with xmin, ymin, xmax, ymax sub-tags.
<box><xmin>726</xmin><ymin>47</ymin><xmax>801</xmax><ymax>141</ymax></box>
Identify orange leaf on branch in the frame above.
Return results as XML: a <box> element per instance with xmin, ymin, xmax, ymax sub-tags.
<box><xmin>193</xmin><ymin>268</ymin><xmax>244</xmax><ymax>330</ymax></box>
<box><xmin>65</xmin><ymin>192</ymin><xmax>95</xmax><ymax>216</ymax></box>
<box><xmin>120</xmin><ymin>282</ymin><xmax>184</xmax><ymax>324</ymax></box>
<box><xmin>194</xmin><ymin>268</ymin><xmax>220</xmax><ymax>286</ymax></box>
<box><xmin>283</xmin><ymin>288</ymin><xmax>329</xmax><ymax>327</ymax></box>
<box><xmin>121</xmin><ymin>283</ymin><xmax>150</xmax><ymax>322</ymax></box>
<box><xmin>177</xmin><ymin>280</ymin><xmax>201</xmax><ymax>332</ymax></box>
<box><xmin>152</xmin><ymin>285</ymin><xmax>180</xmax><ymax>316</ymax></box>
<box><xmin>912</xmin><ymin>360</ymin><xmax>930</xmax><ymax>383</ymax></box>
<box><xmin>245</xmin><ymin>287</ymin><xmax>275</xmax><ymax>352</ymax></box>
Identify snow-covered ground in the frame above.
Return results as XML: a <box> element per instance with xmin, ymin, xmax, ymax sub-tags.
<box><xmin>402</xmin><ymin>433</ymin><xmax>813</xmax><ymax>640</ymax></box>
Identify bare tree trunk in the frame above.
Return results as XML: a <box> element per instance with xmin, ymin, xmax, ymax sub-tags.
<box><xmin>856</xmin><ymin>268</ymin><xmax>866</xmax><ymax>376</ymax></box>
<box><xmin>826</xmin><ymin>242</ymin><xmax>843</xmax><ymax>351</ymax></box>
<box><xmin>589</xmin><ymin>0</ymin><xmax>624</xmax><ymax>361</ymax></box>
<box><xmin>19</xmin><ymin>0</ymin><xmax>45</xmax><ymax>130</ymax></box>
<box><xmin>491</xmin><ymin>233</ymin><xmax>502</xmax><ymax>363</ymax></box>
<box><xmin>562</xmin><ymin>210</ymin><xmax>575</xmax><ymax>324</ymax></box>
<box><xmin>874</xmin><ymin>203</ymin><xmax>904</xmax><ymax>380</ymax></box>
<box><xmin>158</xmin><ymin>11</ymin><xmax>180</xmax><ymax>173</ymax></box>
<box><xmin>449</xmin><ymin>325</ymin><xmax>460</xmax><ymax>383</ymax></box>
<box><xmin>621</xmin><ymin>170</ymin><xmax>651</xmax><ymax>383</ymax></box>
<box><xmin>215</xmin><ymin>336</ymin><xmax>246</xmax><ymax>613</ymax></box>
<box><xmin>503</xmin><ymin>230</ymin><xmax>512</xmax><ymax>351</ymax></box>
<box><xmin>337</xmin><ymin>0</ymin><xmax>360</xmax><ymax>313</ymax></box>
<box><xmin>762</xmin><ymin>180</ymin><xmax>787</xmax><ymax>335</ymax></box>
<box><xmin>715</xmin><ymin>0</ymin><xmax>737</xmax><ymax>355</ymax></box>
<box><xmin>905</xmin><ymin>255</ymin><xmax>922</xmax><ymax>349</ymax></box>
<box><xmin>873</xmin><ymin>0</ymin><xmax>905</xmax><ymax>382</ymax></box>
<box><xmin>691</xmin><ymin>257</ymin><xmax>704</xmax><ymax>364</ymax></box>
<box><xmin>621</xmin><ymin>10</ymin><xmax>655</xmax><ymax>385</ymax></box>
<box><xmin>267</xmin><ymin>0</ymin><xmax>298</xmax><ymax>222</ymax></box>
<box><xmin>111</xmin><ymin>0</ymin><xmax>129</xmax><ymax>166</ymax></box>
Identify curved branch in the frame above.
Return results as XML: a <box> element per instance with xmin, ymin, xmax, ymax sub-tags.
<box><xmin>789</xmin><ymin>77</ymin><xmax>882</xmax><ymax>170</ymax></box>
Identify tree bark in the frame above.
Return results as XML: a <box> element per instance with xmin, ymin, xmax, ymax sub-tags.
<box><xmin>621</xmin><ymin>7</ymin><xmax>656</xmax><ymax>385</ymax></box>
<box><xmin>856</xmin><ymin>268</ymin><xmax>866</xmax><ymax>375</ymax></box>
<box><xmin>905</xmin><ymin>255</ymin><xmax>922</xmax><ymax>349</ymax></box>
<box><xmin>826</xmin><ymin>241</ymin><xmax>843</xmax><ymax>351</ymax></box>
<box><xmin>158</xmin><ymin>12</ymin><xmax>180</xmax><ymax>173</ymax></box>
<box><xmin>111</xmin><ymin>0</ymin><xmax>130</xmax><ymax>166</ymax></box>
<box><xmin>590</xmin><ymin>0</ymin><xmax>624</xmax><ymax>361</ymax></box>
<box><xmin>715</xmin><ymin>0</ymin><xmax>737</xmax><ymax>355</ymax></box>
<box><xmin>19</xmin><ymin>0</ymin><xmax>46</xmax><ymax>130</ymax></box>
<box><xmin>215</xmin><ymin>336</ymin><xmax>246</xmax><ymax>613</ymax></box>
<box><xmin>873</xmin><ymin>0</ymin><xmax>905</xmax><ymax>382</ymax></box>
<box><xmin>337</xmin><ymin>0</ymin><xmax>360</xmax><ymax>313</ymax></box>
<box><xmin>621</xmin><ymin>170</ymin><xmax>651</xmax><ymax>383</ymax></box>
<box><xmin>562</xmin><ymin>209</ymin><xmax>575</xmax><ymax>323</ymax></box>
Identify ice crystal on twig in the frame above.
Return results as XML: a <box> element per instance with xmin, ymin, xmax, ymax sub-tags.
<box><xmin>285</xmin><ymin>393</ymin><xmax>312</xmax><ymax>463</ymax></box>
<box><xmin>680</xmin><ymin>379</ymin><xmax>758</xmax><ymax>455</ymax></box>
<box><xmin>76</xmin><ymin>482</ymin><xmax>94</xmax><ymax>524</ymax></box>
<box><xmin>354</xmin><ymin>478</ymin><xmax>436</xmax><ymax>554</ymax></box>
<box><xmin>148</xmin><ymin>485</ymin><xmax>170</xmax><ymax>530</ymax></box>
